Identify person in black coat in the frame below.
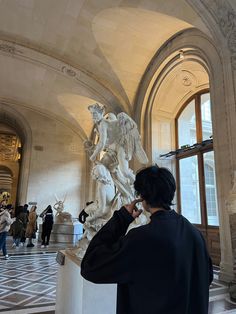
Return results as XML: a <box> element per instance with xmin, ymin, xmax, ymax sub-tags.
<box><xmin>41</xmin><ymin>205</ymin><xmax>54</xmax><ymax>248</ymax></box>
<box><xmin>81</xmin><ymin>165</ymin><xmax>213</xmax><ymax>314</ymax></box>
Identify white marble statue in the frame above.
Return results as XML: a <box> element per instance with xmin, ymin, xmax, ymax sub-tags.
<box><xmin>87</xmin><ymin>103</ymin><xmax>148</xmax><ymax>200</ymax></box>
<box><xmin>53</xmin><ymin>195</ymin><xmax>73</xmax><ymax>224</ymax></box>
<box><xmin>73</xmin><ymin>162</ymin><xmax>120</xmax><ymax>258</ymax></box>
<box><xmin>69</xmin><ymin>103</ymin><xmax>149</xmax><ymax>259</ymax></box>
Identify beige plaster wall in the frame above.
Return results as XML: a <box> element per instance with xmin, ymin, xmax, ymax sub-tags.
<box><xmin>14</xmin><ymin>106</ymin><xmax>86</xmax><ymax>218</ymax></box>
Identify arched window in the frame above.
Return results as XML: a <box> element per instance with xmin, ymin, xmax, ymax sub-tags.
<box><xmin>176</xmin><ymin>91</ymin><xmax>219</xmax><ymax>227</ymax></box>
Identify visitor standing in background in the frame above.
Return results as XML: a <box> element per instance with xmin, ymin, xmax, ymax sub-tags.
<box><xmin>81</xmin><ymin>165</ymin><xmax>213</xmax><ymax>314</ymax></box>
<box><xmin>19</xmin><ymin>205</ymin><xmax>28</xmax><ymax>246</ymax></box>
<box><xmin>11</xmin><ymin>205</ymin><xmax>25</xmax><ymax>248</ymax></box>
<box><xmin>41</xmin><ymin>205</ymin><xmax>54</xmax><ymax>248</ymax></box>
<box><xmin>0</xmin><ymin>206</ymin><xmax>12</xmax><ymax>259</ymax></box>
<box><xmin>25</xmin><ymin>205</ymin><xmax>37</xmax><ymax>247</ymax></box>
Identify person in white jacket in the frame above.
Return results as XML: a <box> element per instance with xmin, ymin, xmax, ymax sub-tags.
<box><xmin>0</xmin><ymin>207</ymin><xmax>13</xmax><ymax>259</ymax></box>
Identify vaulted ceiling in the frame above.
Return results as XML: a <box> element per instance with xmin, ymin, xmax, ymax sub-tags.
<box><xmin>0</xmin><ymin>124</ymin><xmax>21</xmax><ymax>162</ymax></box>
<box><xmin>0</xmin><ymin>0</ymin><xmax>211</xmax><ymax>138</ymax></box>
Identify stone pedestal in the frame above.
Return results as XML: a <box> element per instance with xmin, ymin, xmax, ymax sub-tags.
<box><xmin>38</xmin><ymin>222</ymin><xmax>83</xmax><ymax>244</ymax></box>
<box><xmin>55</xmin><ymin>252</ymin><xmax>117</xmax><ymax>314</ymax></box>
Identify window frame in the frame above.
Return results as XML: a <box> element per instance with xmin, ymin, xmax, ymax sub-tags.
<box><xmin>175</xmin><ymin>89</ymin><xmax>218</xmax><ymax>229</ymax></box>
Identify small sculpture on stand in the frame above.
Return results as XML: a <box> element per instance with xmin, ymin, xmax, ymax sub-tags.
<box><xmin>53</xmin><ymin>194</ymin><xmax>73</xmax><ymax>224</ymax></box>
<box><xmin>68</xmin><ymin>103</ymin><xmax>149</xmax><ymax>259</ymax></box>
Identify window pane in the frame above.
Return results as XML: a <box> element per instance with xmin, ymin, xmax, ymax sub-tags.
<box><xmin>179</xmin><ymin>156</ymin><xmax>201</xmax><ymax>224</ymax></box>
<box><xmin>204</xmin><ymin>151</ymin><xmax>219</xmax><ymax>226</ymax></box>
<box><xmin>178</xmin><ymin>100</ymin><xmax>196</xmax><ymax>148</ymax></box>
<box><xmin>201</xmin><ymin>93</ymin><xmax>213</xmax><ymax>141</ymax></box>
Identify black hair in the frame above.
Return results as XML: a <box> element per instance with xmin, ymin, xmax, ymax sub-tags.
<box><xmin>46</xmin><ymin>205</ymin><xmax>52</xmax><ymax>213</ymax></box>
<box><xmin>15</xmin><ymin>205</ymin><xmax>24</xmax><ymax>217</ymax></box>
<box><xmin>134</xmin><ymin>165</ymin><xmax>176</xmax><ymax>210</ymax></box>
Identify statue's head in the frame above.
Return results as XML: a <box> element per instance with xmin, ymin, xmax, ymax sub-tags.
<box><xmin>106</xmin><ymin>113</ymin><xmax>117</xmax><ymax>121</ymax></box>
<box><xmin>88</xmin><ymin>103</ymin><xmax>105</xmax><ymax>123</ymax></box>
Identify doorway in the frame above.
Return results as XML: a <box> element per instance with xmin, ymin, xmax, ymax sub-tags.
<box><xmin>0</xmin><ymin>123</ymin><xmax>21</xmax><ymax>209</ymax></box>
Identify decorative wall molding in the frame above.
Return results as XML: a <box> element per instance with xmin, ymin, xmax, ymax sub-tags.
<box><xmin>179</xmin><ymin>70</ymin><xmax>197</xmax><ymax>87</ymax></box>
<box><xmin>0</xmin><ymin>39</ymin><xmax>125</xmax><ymax>112</ymax></box>
<box><xmin>61</xmin><ymin>66</ymin><xmax>78</xmax><ymax>78</ymax></box>
<box><xmin>197</xmin><ymin>0</ymin><xmax>236</xmax><ymax>69</ymax></box>
<box><xmin>0</xmin><ymin>43</ymin><xmax>23</xmax><ymax>55</ymax></box>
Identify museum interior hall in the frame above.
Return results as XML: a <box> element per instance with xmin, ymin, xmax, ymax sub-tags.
<box><xmin>0</xmin><ymin>0</ymin><xmax>236</xmax><ymax>313</ymax></box>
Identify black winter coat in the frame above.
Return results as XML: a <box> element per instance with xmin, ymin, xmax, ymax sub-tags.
<box><xmin>42</xmin><ymin>213</ymin><xmax>54</xmax><ymax>231</ymax></box>
<box><xmin>81</xmin><ymin>207</ymin><xmax>213</xmax><ymax>314</ymax></box>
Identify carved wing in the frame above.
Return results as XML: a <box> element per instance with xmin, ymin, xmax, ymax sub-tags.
<box><xmin>117</xmin><ymin>112</ymin><xmax>148</xmax><ymax>164</ymax></box>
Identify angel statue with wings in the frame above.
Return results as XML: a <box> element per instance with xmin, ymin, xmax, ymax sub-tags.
<box><xmin>70</xmin><ymin>103</ymin><xmax>149</xmax><ymax>259</ymax></box>
<box><xmin>86</xmin><ymin>103</ymin><xmax>148</xmax><ymax>202</ymax></box>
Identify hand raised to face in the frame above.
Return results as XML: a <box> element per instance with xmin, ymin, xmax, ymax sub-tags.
<box><xmin>124</xmin><ymin>199</ymin><xmax>143</xmax><ymax>219</ymax></box>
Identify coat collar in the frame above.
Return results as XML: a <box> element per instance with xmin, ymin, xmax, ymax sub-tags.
<box><xmin>150</xmin><ymin>209</ymin><xmax>178</xmax><ymax>220</ymax></box>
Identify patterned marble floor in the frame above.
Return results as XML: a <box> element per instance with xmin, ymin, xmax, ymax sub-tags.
<box><xmin>0</xmin><ymin>252</ymin><xmax>57</xmax><ymax>313</ymax></box>
<box><xmin>209</xmin><ymin>283</ymin><xmax>236</xmax><ymax>313</ymax></box>
<box><xmin>0</xmin><ymin>240</ymin><xmax>236</xmax><ymax>313</ymax></box>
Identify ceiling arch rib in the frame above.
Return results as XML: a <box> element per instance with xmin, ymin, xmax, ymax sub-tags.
<box><xmin>147</xmin><ymin>50</ymin><xmax>209</xmax><ymax>118</ymax></box>
<box><xmin>134</xmin><ymin>28</ymin><xmax>225</xmax><ymax>162</ymax></box>
<box><xmin>0</xmin><ymin>39</ymin><xmax>126</xmax><ymax>113</ymax></box>
<box><xmin>92</xmin><ymin>7</ymin><xmax>194</xmax><ymax>108</ymax></box>
<box><xmin>0</xmin><ymin>0</ymin><xmax>213</xmax><ymax>117</ymax></box>
<box><xmin>134</xmin><ymin>28</ymin><xmax>219</xmax><ymax>127</ymax></box>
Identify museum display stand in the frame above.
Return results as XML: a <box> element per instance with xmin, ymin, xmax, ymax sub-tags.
<box><xmin>38</xmin><ymin>222</ymin><xmax>83</xmax><ymax>244</ymax></box>
<box><xmin>55</xmin><ymin>251</ymin><xmax>117</xmax><ymax>314</ymax></box>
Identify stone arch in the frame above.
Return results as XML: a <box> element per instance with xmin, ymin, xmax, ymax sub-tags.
<box><xmin>135</xmin><ymin>28</ymin><xmax>231</xmax><ymax>182</ymax></box>
<box><xmin>0</xmin><ymin>102</ymin><xmax>32</xmax><ymax>205</ymax></box>
<box><xmin>0</xmin><ymin>165</ymin><xmax>13</xmax><ymax>177</ymax></box>
<box><xmin>135</xmin><ymin>27</ymin><xmax>235</xmax><ymax>281</ymax></box>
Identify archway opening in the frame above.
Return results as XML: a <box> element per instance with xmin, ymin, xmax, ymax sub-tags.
<box><xmin>145</xmin><ymin>47</ymin><xmax>220</xmax><ymax>265</ymax></box>
<box><xmin>0</xmin><ymin>122</ymin><xmax>22</xmax><ymax>210</ymax></box>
